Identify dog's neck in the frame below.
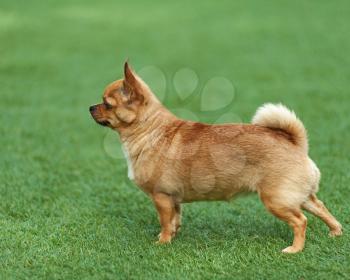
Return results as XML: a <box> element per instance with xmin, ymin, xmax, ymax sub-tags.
<box><xmin>116</xmin><ymin>103</ymin><xmax>177</xmax><ymax>168</ymax></box>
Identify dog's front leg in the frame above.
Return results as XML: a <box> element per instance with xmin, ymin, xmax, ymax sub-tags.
<box><xmin>172</xmin><ymin>202</ymin><xmax>182</xmax><ymax>237</ymax></box>
<box><xmin>152</xmin><ymin>192</ymin><xmax>175</xmax><ymax>244</ymax></box>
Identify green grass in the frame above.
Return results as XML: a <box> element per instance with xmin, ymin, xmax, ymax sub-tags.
<box><xmin>1</xmin><ymin>0</ymin><xmax>350</xmax><ymax>279</ymax></box>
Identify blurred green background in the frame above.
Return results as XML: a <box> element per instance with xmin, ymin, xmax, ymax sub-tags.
<box><xmin>1</xmin><ymin>0</ymin><xmax>349</xmax><ymax>279</ymax></box>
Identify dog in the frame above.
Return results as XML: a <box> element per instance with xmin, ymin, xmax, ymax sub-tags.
<box><xmin>89</xmin><ymin>62</ymin><xmax>342</xmax><ymax>253</ymax></box>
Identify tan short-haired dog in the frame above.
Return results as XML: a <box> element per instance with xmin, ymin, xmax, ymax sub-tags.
<box><xmin>90</xmin><ymin>62</ymin><xmax>342</xmax><ymax>253</ymax></box>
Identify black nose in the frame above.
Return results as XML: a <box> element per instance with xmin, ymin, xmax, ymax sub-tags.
<box><xmin>89</xmin><ymin>106</ymin><xmax>95</xmax><ymax>112</ymax></box>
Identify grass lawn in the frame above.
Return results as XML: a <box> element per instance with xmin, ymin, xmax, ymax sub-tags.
<box><xmin>1</xmin><ymin>0</ymin><xmax>350</xmax><ymax>279</ymax></box>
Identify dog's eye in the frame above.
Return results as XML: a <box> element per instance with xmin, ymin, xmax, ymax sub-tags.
<box><xmin>120</xmin><ymin>87</ymin><xmax>127</xmax><ymax>96</ymax></box>
<box><xmin>105</xmin><ymin>103</ymin><xmax>112</xmax><ymax>110</ymax></box>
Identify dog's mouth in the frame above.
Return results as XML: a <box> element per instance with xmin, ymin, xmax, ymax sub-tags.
<box><xmin>97</xmin><ymin>120</ymin><xmax>110</xmax><ymax>127</ymax></box>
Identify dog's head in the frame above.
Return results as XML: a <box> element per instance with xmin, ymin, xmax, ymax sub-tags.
<box><xmin>90</xmin><ymin>62</ymin><xmax>157</xmax><ymax>130</ymax></box>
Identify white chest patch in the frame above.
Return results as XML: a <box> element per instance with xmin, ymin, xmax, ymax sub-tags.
<box><xmin>121</xmin><ymin>144</ymin><xmax>134</xmax><ymax>180</ymax></box>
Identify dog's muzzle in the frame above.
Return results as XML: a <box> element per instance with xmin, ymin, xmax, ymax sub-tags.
<box><xmin>97</xmin><ymin>120</ymin><xmax>110</xmax><ymax>126</ymax></box>
<box><xmin>89</xmin><ymin>105</ymin><xmax>110</xmax><ymax>126</ymax></box>
<box><xmin>89</xmin><ymin>105</ymin><xmax>96</xmax><ymax>113</ymax></box>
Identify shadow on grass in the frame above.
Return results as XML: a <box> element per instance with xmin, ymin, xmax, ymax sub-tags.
<box><xmin>96</xmin><ymin>189</ymin><xmax>292</xmax><ymax>247</ymax></box>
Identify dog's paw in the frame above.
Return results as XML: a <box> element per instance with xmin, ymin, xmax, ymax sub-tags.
<box><xmin>155</xmin><ymin>239</ymin><xmax>171</xmax><ymax>245</ymax></box>
<box><xmin>329</xmin><ymin>228</ymin><xmax>343</xmax><ymax>237</ymax></box>
<box><xmin>282</xmin><ymin>246</ymin><xmax>302</xmax><ymax>254</ymax></box>
<box><xmin>156</xmin><ymin>233</ymin><xmax>172</xmax><ymax>244</ymax></box>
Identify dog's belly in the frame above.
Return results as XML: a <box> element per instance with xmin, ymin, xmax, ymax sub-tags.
<box><xmin>178</xmin><ymin>159</ymin><xmax>261</xmax><ymax>202</ymax></box>
<box><xmin>181</xmin><ymin>184</ymin><xmax>245</xmax><ymax>202</ymax></box>
<box><xmin>179</xmin><ymin>169</ymin><xmax>259</xmax><ymax>202</ymax></box>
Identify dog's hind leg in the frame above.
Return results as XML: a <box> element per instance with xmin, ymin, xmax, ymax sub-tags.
<box><xmin>266</xmin><ymin>206</ymin><xmax>307</xmax><ymax>253</ymax></box>
<box><xmin>302</xmin><ymin>194</ymin><xmax>342</xmax><ymax>237</ymax></box>
<box><xmin>260</xmin><ymin>188</ymin><xmax>308</xmax><ymax>253</ymax></box>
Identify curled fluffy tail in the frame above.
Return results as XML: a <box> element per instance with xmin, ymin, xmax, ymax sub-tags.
<box><xmin>252</xmin><ymin>103</ymin><xmax>308</xmax><ymax>153</ymax></box>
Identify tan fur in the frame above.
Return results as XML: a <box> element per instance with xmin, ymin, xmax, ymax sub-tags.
<box><xmin>89</xmin><ymin>62</ymin><xmax>342</xmax><ymax>253</ymax></box>
<box><xmin>252</xmin><ymin>103</ymin><xmax>308</xmax><ymax>153</ymax></box>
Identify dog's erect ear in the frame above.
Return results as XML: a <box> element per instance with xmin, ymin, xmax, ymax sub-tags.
<box><xmin>124</xmin><ymin>61</ymin><xmax>137</xmax><ymax>87</ymax></box>
<box><xmin>123</xmin><ymin>61</ymin><xmax>144</xmax><ymax>103</ymax></box>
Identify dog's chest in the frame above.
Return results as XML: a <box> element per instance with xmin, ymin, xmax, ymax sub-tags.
<box><xmin>121</xmin><ymin>144</ymin><xmax>134</xmax><ymax>180</ymax></box>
